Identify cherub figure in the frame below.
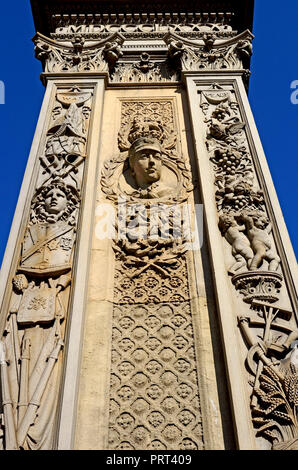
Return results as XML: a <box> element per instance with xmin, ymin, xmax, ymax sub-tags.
<box><xmin>240</xmin><ymin>212</ymin><xmax>280</xmax><ymax>271</ymax></box>
<box><xmin>167</xmin><ymin>40</ymin><xmax>184</xmax><ymax>61</ymax></box>
<box><xmin>219</xmin><ymin>213</ymin><xmax>253</xmax><ymax>274</ymax></box>
<box><xmin>103</xmin><ymin>39</ymin><xmax>123</xmax><ymax>68</ymax></box>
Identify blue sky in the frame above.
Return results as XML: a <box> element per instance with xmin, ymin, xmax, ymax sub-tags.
<box><xmin>0</xmin><ymin>0</ymin><xmax>297</xmax><ymax>266</ymax></box>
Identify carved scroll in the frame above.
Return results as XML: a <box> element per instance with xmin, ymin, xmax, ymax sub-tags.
<box><xmin>34</xmin><ymin>32</ymin><xmax>124</xmax><ymax>74</ymax></box>
<box><xmin>0</xmin><ymin>86</ymin><xmax>93</xmax><ymax>450</ymax></box>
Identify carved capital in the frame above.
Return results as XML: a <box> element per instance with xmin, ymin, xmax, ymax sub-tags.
<box><xmin>33</xmin><ymin>32</ymin><xmax>124</xmax><ymax>74</ymax></box>
<box><xmin>165</xmin><ymin>30</ymin><xmax>253</xmax><ymax>73</ymax></box>
<box><xmin>232</xmin><ymin>271</ymin><xmax>283</xmax><ymax>304</ymax></box>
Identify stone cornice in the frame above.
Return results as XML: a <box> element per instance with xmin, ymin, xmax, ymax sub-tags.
<box><xmin>30</xmin><ymin>0</ymin><xmax>254</xmax><ymax>36</ymax></box>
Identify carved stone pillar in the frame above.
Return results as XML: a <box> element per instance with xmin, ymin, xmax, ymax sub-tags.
<box><xmin>0</xmin><ymin>0</ymin><xmax>297</xmax><ymax>451</ymax></box>
<box><xmin>0</xmin><ymin>43</ymin><xmax>109</xmax><ymax>448</ymax></box>
<box><xmin>184</xmin><ymin>73</ymin><xmax>298</xmax><ymax>450</ymax></box>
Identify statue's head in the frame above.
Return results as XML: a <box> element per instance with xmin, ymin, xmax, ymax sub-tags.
<box><xmin>252</xmin><ymin>214</ymin><xmax>269</xmax><ymax>229</ymax></box>
<box><xmin>52</xmin><ymin>103</ymin><xmax>63</xmax><ymax>119</ymax></box>
<box><xmin>44</xmin><ymin>186</ymin><xmax>68</xmax><ymax>215</ymax></box>
<box><xmin>218</xmin><ymin>213</ymin><xmax>236</xmax><ymax>233</ymax></box>
<box><xmin>211</xmin><ymin>103</ymin><xmax>231</xmax><ymax>122</ymax></box>
<box><xmin>128</xmin><ymin>137</ymin><xmax>162</xmax><ymax>188</ymax></box>
<box><xmin>31</xmin><ymin>179</ymin><xmax>80</xmax><ymax>223</ymax></box>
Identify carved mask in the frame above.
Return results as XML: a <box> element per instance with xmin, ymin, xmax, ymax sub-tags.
<box><xmin>44</xmin><ymin>188</ymin><xmax>68</xmax><ymax>215</ymax></box>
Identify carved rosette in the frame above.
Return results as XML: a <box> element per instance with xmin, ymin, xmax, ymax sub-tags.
<box><xmin>0</xmin><ymin>86</ymin><xmax>93</xmax><ymax>450</ymax></box>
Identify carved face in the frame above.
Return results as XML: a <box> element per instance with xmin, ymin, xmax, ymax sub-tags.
<box><xmin>44</xmin><ymin>188</ymin><xmax>68</xmax><ymax>215</ymax></box>
<box><xmin>52</xmin><ymin>104</ymin><xmax>63</xmax><ymax>119</ymax></box>
<box><xmin>131</xmin><ymin>148</ymin><xmax>162</xmax><ymax>188</ymax></box>
<box><xmin>253</xmin><ymin>216</ymin><xmax>268</xmax><ymax>230</ymax></box>
<box><xmin>82</xmin><ymin>105</ymin><xmax>91</xmax><ymax>119</ymax></box>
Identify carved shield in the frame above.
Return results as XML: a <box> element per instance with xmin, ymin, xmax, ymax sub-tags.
<box><xmin>17</xmin><ymin>286</ymin><xmax>56</xmax><ymax>325</ymax></box>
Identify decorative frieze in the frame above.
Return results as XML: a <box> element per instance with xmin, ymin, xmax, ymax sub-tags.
<box><xmin>51</xmin><ymin>11</ymin><xmax>235</xmax><ymax>40</ymax></box>
<box><xmin>34</xmin><ymin>30</ymin><xmax>252</xmax><ymax>84</ymax></box>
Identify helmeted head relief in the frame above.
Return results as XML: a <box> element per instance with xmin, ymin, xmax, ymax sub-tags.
<box><xmin>129</xmin><ymin>137</ymin><xmax>162</xmax><ymax>188</ymax></box>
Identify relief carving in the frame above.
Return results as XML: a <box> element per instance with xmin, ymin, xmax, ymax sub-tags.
<box><xmin>238</xmin><ymin>303</ymin><xmax>298</xmax><ymax>449</ymax></box>
<box><xmin>52</xmin><ymin>11</ymin><xmax>235</xmax><ymax>39</ymax></box>
<box><xmin>201</xmin><ymin>84</ymin><xmax>281</xmax><ymax>285</ymax></box>
<box><xmin>165</xmin><ymin>30</ymin><xmax>253</xmax><ymax>73</ymax></box>
<box><xmin>200</xmin><ymin>81</ymin><xmax>298</xmax><ymax>448</ymax></box>
<box><xmin>110</xmin><ymin>52</ymin><xmax>179</xmax><ymax>83</ymax></box>
<box><xmin>0</xmin><ymin>87</ymin><xmax>92</xmax><ymax>450</ymax></box>
<box><xmin>34</xmin><ymin>32</ymin><xmax>124</xmax><ymax>74</ymax></box>
<box><xmin>101</xmin><ymin>101</ymin><xmax>192</xmax><ymax>204</ymax></box>
<box><xmin>101</xmin><ymin>99</ymin><xmax>203</xmax><ymax>450</ymax></box>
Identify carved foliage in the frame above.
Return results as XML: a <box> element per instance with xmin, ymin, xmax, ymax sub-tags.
<box><xmin>200</xmin><ymin>84</ymin><xmax>281</xmax><ymax>280</ymax></box>
<box><xmin>238</xmin><ymin>303</ymin><xmax>298</xmax><ymax>449</ymax></box>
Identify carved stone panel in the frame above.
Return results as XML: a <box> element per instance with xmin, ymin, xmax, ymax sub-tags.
<box><xmin>0</xmin><ymin>86</ymin><xmax>94</xmax><ymax>450</ymax></box>
<box><xmin>100</xmin><ymin>97</ymin><xmax>205</xmax><ymax>450</ymax></box>
<box><xmin>109</xmin><ymin>302</ymin><xmax>203</xmax><ymax>450</ymax></box>
<box><xmin>196</xmin><ymin>80</ymin><xmax>298</xmax><ymax>450</ymax></box>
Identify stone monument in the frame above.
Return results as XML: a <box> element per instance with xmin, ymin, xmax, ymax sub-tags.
<box><xmin>0</xmin><ymin>0</ymin><xmax>297</xmax><ymax>450</ymax></box>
